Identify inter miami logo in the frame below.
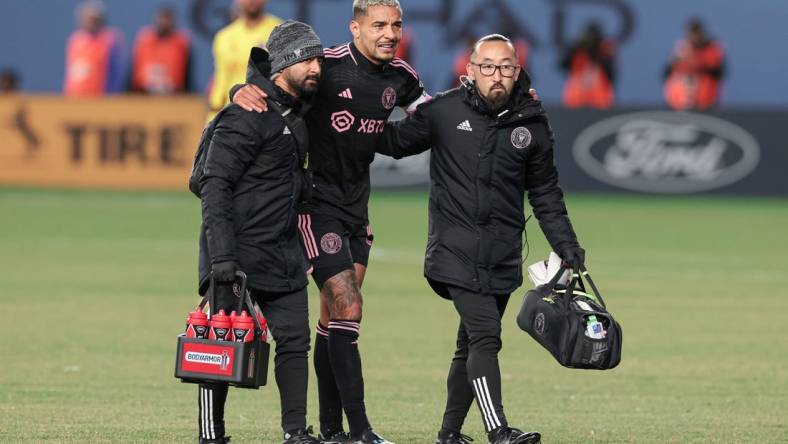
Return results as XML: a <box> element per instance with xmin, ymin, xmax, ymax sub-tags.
<box><xmin>381</xmin><ymin>86</ymin><xmax>397</xmax><ymax>110</ymax></box>
<box><xmin>320</xmin><ymin>232</ymin><xmax>342</xmax><ymax>254</ymax></box>
<box><xmin>330</xmin><ymin>110</ymin><xmax>355</xmax><ymax>133</ymax></box>
<box><xmin>535</xmin><ymin>312</ymin><xmax>546</xmax><ymax>335</ymax></box>
<box><xmin>510</xmin><ymin>126</ymin><xmax>532</xmax><ymax>150</ymax></box>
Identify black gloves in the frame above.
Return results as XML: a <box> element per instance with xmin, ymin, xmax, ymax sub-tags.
<box><xmin>560</xmin><ymin>246</ymin><xmax>586</xmax><ymax>272</ymax></box>
<box><xmin>211</xmin><ymin>260</ymin><xmax>239</xmax><ymax>283</ymax></box>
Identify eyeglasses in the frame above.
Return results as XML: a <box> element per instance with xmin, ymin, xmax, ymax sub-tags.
<box><xmin>470</xmin><ymin>62</ymin><xmax>519</xmax><ymax>78</ymax></box>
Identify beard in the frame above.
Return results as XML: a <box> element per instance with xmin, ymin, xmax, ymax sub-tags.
<box><xmin>481</xmin><ymin>86</ymin><xmax>511</xmax><ymax>111</ymax></box>
<box><xmin>288</xmin><ymin>74</ymin><xmax>320</xmax><ymax>99</ymax></box>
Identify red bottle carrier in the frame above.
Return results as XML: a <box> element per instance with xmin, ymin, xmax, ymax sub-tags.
<box><xmin>175</xmin><ymin>272</ymin><xmax>270</xmax><ymax>389</ymax></box>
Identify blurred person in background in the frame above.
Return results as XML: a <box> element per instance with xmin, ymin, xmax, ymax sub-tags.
<box><xmin>131</xmin><ymin>5</ymin><xmax>192</xmax><ymax>94</ymax></box>
<box><xmin>559</xmin><ymin>21</ymin><xmax>616</xmax><ymax>109</ymax></box>
<box><xmin>663</xmin><ymin>18</ymin><xmax>725</xmax><ymax>110</ymax></box>
<box><xmin>394</xmin><ymin>26</ymin><xmax>414</xmax><ymax>63</ymax></box>
<box><xmin>207</xmin><ymin>0</ymin><xmax>282</xmax><ymax>118</ymax></box>
<box><xmin>0</xmin><ymin>68</ymin><xmax>19</xmax><ymax>93</ymax></box>
<box><xmin>63</xmin><ymin>0</ymin><xmax>126</xmax><ymax>96</ymax></box>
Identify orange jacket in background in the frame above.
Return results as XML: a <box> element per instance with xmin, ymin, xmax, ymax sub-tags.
<box><xmin>561</xmin><ymin>40</ymin><xmax>616</xmax><ymax>109</ymax></box>
<box><xmin>664</xmin><ymin>39</ymin><xmax>725</xmax><ymax>110</ymax></box>
<box><xmin>132</xmin><ymin>26</ymin><xmax>191</xmax><ymax>93</ymax></box>
<box><xmin>64</xmin><ymin>28</ymin><xmax>125</xmax><ymax>96</ymax></box>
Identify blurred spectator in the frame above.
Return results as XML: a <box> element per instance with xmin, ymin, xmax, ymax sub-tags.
<box><xmin>207</xmin><ymin>0</ymin><xmax>282</xmax><ymax>116</ymax></box>
<box><xmin>0</xmin><ymin>68</ymin><xmax>19</xmax><ymax>93</ymax></box>
<box><xmin>449</xmin><ymin>34</ymin><xmax>529</xmax><ymax>89</ymax></box>
<box><xmin>131</xmin><ymin>6</ymin><xmax>192</xmax><ymax>94</ymax></box>
<box><xmin>63</xmin><ymin>0</ymin><xmax>126</xmax><ymax>96</ymax></box>
<box><xmin>395</xmin><ymin>27</ymin><xmax>414</xmax><ymax>64</ymax></box>
<box><xmin>663</xmin><ymin>19</ymin><xmax>725</xmax><ymax>110</ymax></box>
<box><xmin>559</xmin><ymin>22</ymin><xmax>616</xmax><ymax>109</ymax></box>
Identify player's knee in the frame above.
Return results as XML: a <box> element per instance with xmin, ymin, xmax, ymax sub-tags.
<box><xmin>468</xmin><ymin>331</ymin><xmax>502</xmax><ymax>356</ymax></box>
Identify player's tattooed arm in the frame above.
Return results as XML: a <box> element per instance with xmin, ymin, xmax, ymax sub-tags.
<box><xmin>324</xmin><ymin>269</ymin><xmax>363</xmax><ymax>321</ymax></box>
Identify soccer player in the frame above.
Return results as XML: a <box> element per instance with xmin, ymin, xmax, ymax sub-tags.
<box><xmin>232</xmin><ymin>1</ymin><xmax>428</xmax><ymax>443</ymax></box>
<box><xmin>207</xmin><ymin>0</ymin><xmax>282</xmax><ymax>118</ymax></box>
<box><xmin>374</xmin><ymin>34</ymin><xmax>586</xmax><ymax>444</ymax></box>
<box><xmin>195</xmin><ymin>21</ymin><xmax>324</xmax><ymax>444</ymax></box>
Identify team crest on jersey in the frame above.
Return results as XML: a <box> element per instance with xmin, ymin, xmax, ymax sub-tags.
<box><xmin>320</xmin><ymin>233</ymin><xmax>343</xmax><ymax>254</ymax></box>
<box><xmin>511</xmin><ymin>127</ymin><xmax>532</xmax><ymax>150</ymax></box>
<box><xmin>381</xmin><ymin>86</ymin><xmax>397</xmax><ymax>110</ymax></box>
<box><xmin>331</xmin><ymin>110</ymin><xmax>355</xmax><ymax>133</ymax></box>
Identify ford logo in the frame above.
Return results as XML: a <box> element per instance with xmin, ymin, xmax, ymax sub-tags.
<box><xmin>572</xmin><ymin>111</ymin><xmax>760</xmax><ymax>193</ymax></box>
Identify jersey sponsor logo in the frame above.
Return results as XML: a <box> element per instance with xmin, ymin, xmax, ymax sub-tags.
<box><xmin>330</xmin><ymin>110</ymin><xmax>355</xmax><ymax>133</ymax></box>
<box><xmin>185</xmin><ymin>350</ymin><xmax>231</xmax><ymax>370</ymax></box>
<box><xmin>381</xmin><ymin>86</ymin><xmax>397</xmax><ymax>110</ymax></box>
<box><xmin>511</xmin><ymin>126</ymin><xmax>532</xmax><ymax>149</ymax></box>
<box><xmin>320</xmin><ymin>232</ymin><xmax>343</xmax><ymax>254</ymax></box>
<box><xmin>338</xmin><ymin>88</ymin><xmax>353</xmax><ymax>99</ymax></box>
<box><xmin>357</xmin><ymin>118</ymin><xmax>385</xmax><ymax>134</ymax></box>
<box><xmin>456</xmin><ymin>120</ymin><xmax>473</xmax><ymax>132</ymax></box>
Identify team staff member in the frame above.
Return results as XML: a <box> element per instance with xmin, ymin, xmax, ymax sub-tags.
<box><xmin>375</xmin><ymin>35</ymin><xmax>585</xmax><ymax>444</ymax></box>
<box><xmin>663</xmin><ymin>18</ymin><xmax>725</xmax><ymax>110</ymax></box>
<box><xmin>195</xmin><ymin>21</ymin><xmax>323</xmax><ymax>444</ymax></box>
<box><xmin>232</xmin><ymin>2</ymin><xmax>428</xmax><ymax>443</ymax></box>
<box><xmin>207</xmin><ymin>0</ymin><xmax>282</xmax><ymax>118</ymax></box>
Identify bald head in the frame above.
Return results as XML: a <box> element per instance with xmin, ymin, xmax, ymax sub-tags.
<box><xmin>470</xmin><ymin>34</ymin><xmax>517</xmax><ymax>63</ymax></box>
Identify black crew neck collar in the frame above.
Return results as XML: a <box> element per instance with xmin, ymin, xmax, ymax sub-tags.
<box><xmin>349</xmin><ymin>41</ymin><xmax>387</xmax><ymax>73</ymax></box>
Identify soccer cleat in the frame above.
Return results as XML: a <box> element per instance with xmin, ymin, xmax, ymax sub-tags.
<box><xmin>436</xmin><ymin>431</ymin><xmax>474</xmax><ymax>443</ymax></box>
<box><xmin>487</xmin><ymin>426</ymin><xmax>540</xmax><ymax>444</ymax></box>
<box><xmin>199</xmin><ymin>436</ymin><xmax>231</xmax><ymax>444</ymax></box>
<box><xmin>283</xmin><ymin>426</ymin><xmax>322</xmax><ymax>444</ymax></box>
<box><xmin>320</xmin><ymin>430</ymin><xmax>351</xmax><ymax>444</ymax></box>
<box><xmin>351</xmin><ymin>428</ymin><xmax>395</xmax><ymax>444</ymax></box>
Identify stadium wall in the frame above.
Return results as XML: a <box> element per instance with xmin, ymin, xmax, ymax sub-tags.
<box><xmin>0</xmin><ymin>95</ymin><xmax>785</xmax><ymax>196</ymax></box>
<box><xmin>1</xmin><ymin>0</ymin><xmax>788</xmax><ymax>106</ymax></box>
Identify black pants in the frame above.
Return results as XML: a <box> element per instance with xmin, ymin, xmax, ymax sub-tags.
<box><xmin>441</xmin><ymin>284</ymin><xmax>511</xmax><ymax>434</ymax></box>
<box><xmin>198</xmin><ymin>284</ymin><xmax>310</xmax><ymax>439</ymax></box>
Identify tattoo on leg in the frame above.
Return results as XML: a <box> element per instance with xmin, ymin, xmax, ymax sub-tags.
<box><xmin>325</xmin><ymin>270</ymin><xmax>363</xmax><ymax>320</ymax></box>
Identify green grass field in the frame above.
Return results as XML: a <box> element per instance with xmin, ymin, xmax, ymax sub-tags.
<box><xmin>1</xmin><ymin>188</ymin><xmax>787</xmax><ymax>443</ymax></box>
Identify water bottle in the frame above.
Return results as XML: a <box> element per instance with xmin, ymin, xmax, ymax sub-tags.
<box><xmin>186</xmin><ymin>306</ymin><xmax>209</xmax><ymax>339</ymax></box>
<box><xmin>232</xmin><ymin>310</ymin><xmax>255</xmax><ymax>343</ymax></box>
<box><xmin>208</xmin><ymin>309</ymin><xmax>232</xmax><ymax>341</ymax></box>
<box><xmin>585</xmin><ymin>315</ymin><xmax>605</xmax><ymax>339</ymax></box>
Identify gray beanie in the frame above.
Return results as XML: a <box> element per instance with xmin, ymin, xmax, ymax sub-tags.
<box><xmin>266</xmin><ymin>20</ymin><xmax>324</xmax><ymax>74</ymax></box>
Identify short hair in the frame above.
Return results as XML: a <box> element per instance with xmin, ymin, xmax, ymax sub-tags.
<box><xmin>77</xmin><ymin>0</ymin><xmax>106</xmax><ymax>19</ymax></box>
<box><xmin>471</xmin><ymin>34</ymin><xmax>517</xmax><ymax>61</ymax></box>
<box><xmin>353</xmin><ymin>0</ymin><xmax>402</xmax><ymax>18</ymax></box>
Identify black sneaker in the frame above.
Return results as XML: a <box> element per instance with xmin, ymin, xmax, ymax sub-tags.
<box><xmin>283</xmin><ymin>426</ymin><xmax>321</xmax><ymax>444</ymax></box>
<box><xmin>351</xmin><ymin>428</ymin><xmax>394</xmax><ymax>444</ymax></box>
<box><xmin>199</xmin><ymin>436</ymin><xmax>231</xmax><ymax>444</ymax></box>
<box><xmin>436</xmin><ymin>431</ymin><xmax>474</xmax><ymax>443</ymax></box>
<box><xmin>320</xmin><ymin>430</ymin><xmax>351</xmax><ymax>444</ymax></box>
<box><xmin>487</xmin><ymin>426</ymin><xmax>540</xmax><ymax>444</ymax></box>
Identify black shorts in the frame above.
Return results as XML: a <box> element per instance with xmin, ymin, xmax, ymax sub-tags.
<box><xmin>297</xmin><ymin>212</ymin><xmax>373</xmax><ymax>288</ymax></box>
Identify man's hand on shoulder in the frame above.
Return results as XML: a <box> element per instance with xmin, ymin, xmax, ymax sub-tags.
<box><xmin>233</xmin><ymin>84</ymin><xmax>269</xmax><ymax>113</ymax></box>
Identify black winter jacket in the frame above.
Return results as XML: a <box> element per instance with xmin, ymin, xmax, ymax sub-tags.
<box><xmin>198</xmin><ymin>48</ymin><xmax>310</xmax><ymax>294</ymax></box>
<box><xmin>377</xmin><ymin>72</ymin><xmax>580</xmax><ymax>296</ymax></box>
